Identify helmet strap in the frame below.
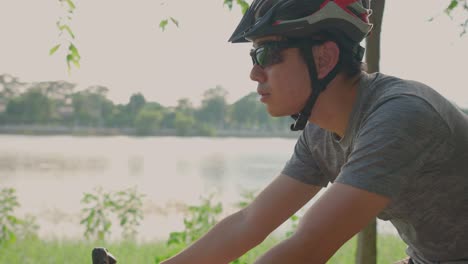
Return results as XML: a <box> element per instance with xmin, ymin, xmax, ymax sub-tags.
<box><xmin>290</xmin><ymin>41</ymin><xmax>341</xmax><ymax>131</ymax></box>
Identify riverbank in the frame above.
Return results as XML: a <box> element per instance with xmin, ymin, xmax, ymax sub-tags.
<box><xmin>1</xmin><ymin>235</ymin><xmax>407</xmax><ymax>264</ymax></box>
<box><xmin>0</xmin><ymin>124</ymin><xmax>301</xmax><ymax>138</ymax></box>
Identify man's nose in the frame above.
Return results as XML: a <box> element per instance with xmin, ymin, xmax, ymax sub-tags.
<box><xmin>250</xmin><ymin>64</ymin><xmax>266</xmax><ymax>83</ymax></box>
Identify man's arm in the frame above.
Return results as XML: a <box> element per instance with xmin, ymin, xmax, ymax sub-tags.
<box><xmin>162</xmin><ymin>174</ymin><xmax>321</xmax><ymax>264</ymax></box>
<box><xmin>254</xmin><ymin>182</ymin><xmax>390</xmax><ymax>264</ymax></box>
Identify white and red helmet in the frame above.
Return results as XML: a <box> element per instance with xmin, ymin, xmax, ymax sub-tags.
<box><xmin>229</xmin><ymin>0</ymin><xmax>373</xmax><ymax>45</ymax></box>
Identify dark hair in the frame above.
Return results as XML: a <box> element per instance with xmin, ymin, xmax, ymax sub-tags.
<box><xmin>336</xmin><ymin>42</ymin><xmax>366</xmax><ymax>78</ymax></box>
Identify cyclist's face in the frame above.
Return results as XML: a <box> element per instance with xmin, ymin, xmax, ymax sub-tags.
<box><xmin>250</xmin><ymin>36</ymin><xmax>311</xmax><ymax>117</ymax></box>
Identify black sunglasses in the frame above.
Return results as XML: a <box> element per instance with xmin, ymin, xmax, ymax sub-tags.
<box><xmin>250</xmin><ymin>41</ymin><xmax>296</xmax><ymax>68</ymax></box>
<box><xmin>250</xmin><ymin>39</ymin><xmax>325</xmax><ymax>68</ymax></box>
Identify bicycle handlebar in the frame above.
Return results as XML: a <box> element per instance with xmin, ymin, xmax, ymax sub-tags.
<box><xmin>92</xmin><ymin>247</ymin><xmax>117</xmax><ymax>264</ymax></box>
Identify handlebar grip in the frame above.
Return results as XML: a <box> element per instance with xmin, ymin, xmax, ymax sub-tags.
<box><xmin>92</xmin><ymin>247</ymin><xmax>117</xmax><ymax>264</ymax></box>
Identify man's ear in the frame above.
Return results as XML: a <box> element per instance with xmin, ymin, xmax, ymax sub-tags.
<box><xmin>313</xmin><ymin>41</ymin><xmax>340</xmax><ymax>79</ymax></box>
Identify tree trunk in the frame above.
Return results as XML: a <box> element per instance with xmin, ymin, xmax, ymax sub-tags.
<box><xmin>356</xmin><ymin>219</ymin><xmax>378</xmax><ymax>264</ymax></box>
<box><xmin>355</xmin><ymin>1</ymin><xmax>386</xmax><ymax>264</ymax></box>
<box><xmin>365</xmin><ymin>0</ymin><xmax>386</xmax><ymax>74</ymax></box>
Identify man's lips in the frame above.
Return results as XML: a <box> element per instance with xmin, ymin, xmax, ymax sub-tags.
<box><xmin>258</xmin><ymin>93</ymin><xmax>270</xmax><ymax>103</ymax></box>
<box><xmin>257</xmin><ymin>88</ymin><xmax>270</xmax><ymax>102</ymax></box>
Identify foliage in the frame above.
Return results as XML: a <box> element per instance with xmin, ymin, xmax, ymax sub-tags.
<box><xmin>6</xmin><ymin>88</ymin><xmax>52</xmax><ymax>124</ymax></box>
<box><xmin>441</xmin><ymin>0</ymin><xmax>468</xmax><ymax>36</ymax></box>
<box><xmin>154</xmin><ymin>196</ymin><xmax>223</xmax><ymax>263</ymax></box>
<box><xmin>224</xmin><ymin>0</ymin><xmax>250</xmax><ymax>14</ymax></box>
<box><xmin>0</xmin><ymin>188</ymin><xmax>21</xmax><ymax>246</ymax></box>
<box><xmin>0</xmin><ymin>188</ymin><xmax>39</xmax><ymax>246</ymax></box>
<box><xmin>159</xmin><ymin>17</ymin><xmax>179</xmax><ymax>31</ymax></box>
<box><xmin>71</xmin><ymin>87</ymin><xmax>114</xmax><ymax>127</ymax></box>
<box><xmin>80</xmin><ymin>188</ymin><xmax>113</xmax><ymax>240</ymax></box>
<box><xmin>155</xmin><ymin>193</ymin><xmax>306</xmax><ymax>264</ymax></box>
<box><xmin>197</xmin><ymin>86</ymin><xmax>229</xmax><ymax>129</ymax></box>
<box><xmin>0</xmin><ymin>74</ymin><xmax>294</xmax><ymax>136</ymax></box>
<box><xmin>127</xmin><ymin>93</ymin><xmax>147</xmax><ymax>122</ymax></box>
<box><xmin>285</xmin><ymin>214</ymin><xmax>299</xmax><ymax>238</ymax></box>
<box><xmin>52</xmin><ymin>0</ymin><xmax>249</xmax><ymax>68</ymax></box>
<box><xmin>0</xmin><ymin>188</ymin><xmax>408</xmax><ymax>263</ymax></box>
<box><xmin>0</xmin><ymin>235</ymin><xmax>406</xmax><ymax>264</ymax></box>
<box><xmin>235</xmin><ymin>189</ymin><xmax>257</xmax><ymax>209</ymax></box>
<box><xmin>51</xmin><ymin>0</ymin><xmax>80</xmax><ymax>71</ymax></box>
<box><xmin>167</xmin><ymin>196</ymin><xmax>222</xmax><ymax>246</ymax></box>
<box><xmin>113</xmin><ymin>188</ymin><xmax>145</xmax><ymax>239</ymax></box>
<box><xmin>173</xmin><ymin>111</ymin><xmax>196</xmax><ymax>136</ymax></box>
<box><xmin>135</xmin><ymin>106</ymin><xmax>163</xmax><ymax>136</ymax></box>
<box><xmin>14</xmin><ymin>214</ymin><xmax>40</xmax><ymax>241</ymax></box>
<box><xmin>80</xmin><ymin>187</ymin><xmax>145</xmax><ymax>241</ymax></box>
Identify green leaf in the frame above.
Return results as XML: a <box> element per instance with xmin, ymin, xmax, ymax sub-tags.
<box><xmin>59</xmin><ymin>24</ymin><xmax>75</xmax><ymax>39</ymax></box>
<box><xmin>290</xmin><ymin>215</ymin><xmax>299</xmax><ymax>221</ymax></box>
<box><xmin>170</xmin><ymin>17</ymin><xmax>179</xmax><ymax>28</ymax></box>
<box><xmin>69</xmin><ymin>44</ymin><xmax>81</xmax><ymax>59</ymax></box>
<box><xmin>66</xmin><ymin>52</ymin><xmax>80</xmax><ymax>70</ymax></box>
<box><xmin>7</xmin><ymin>230</ymin><xmax>16</xmax><ymax>244</ymax></box>
<box><xmin>66</xmin><ymin>54</ymin><xmax>73</xmax><ymax>71</ymax></box>
<box><xmin>6</xmin><ymin>215</ymin><xmax>19</xmax><ymax>224</ymax></box>
<box><xmin>120</xmin><ymin>216</ymin><xmax>128</xmax><ymax>226</ymax></box>
<box><xmin>237</xmin><ymin>0</ymin><xmax>250</xmax><ymax>14</ymax></box>
<box><xmin>104</xmin><ymin>221</ymin><xmax>112</xmax><ymax>230</ymax></box>
<box><xmin>224</xmin><ymin>0</ymin><xmax>249</xmax><ymax>13</ymax></box>
<box><xmin>65</xmin><ymin>0</ymin><xmax>76</xmax><ymax>11</ymax></box>
<box><xmin>448</xmin><ymin>0</ymin><xmax>459</xmax><ymax>11</ymax></box>
<box><xmin>66</xmin><ymin>26</ymin><xmax>75</xmax><ymax>39</ymax></box>
<box><xmin>49</xmin><ymin>44</ymin><xmax>61</xmax><ymax>55</ymax></box>
<box><xmin>159</xmin><ymin>19</ymin><xmax>169</xmax><ymax>31</ymax></box>
<box><xmin>224</xmin><ymin>0</ymin><xmax>233</xmax><ymax>10</ymax></box>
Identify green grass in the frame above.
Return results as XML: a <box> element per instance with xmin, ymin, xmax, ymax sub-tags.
<box><xmin>0</xmin><ymin>235</ymin><xmax>406</xmax><ymax>264</ymax></box>
<box><xmin>329</xmin><ymin>235</ymin><xmax>407</xmax><ymax>264</ymax></box>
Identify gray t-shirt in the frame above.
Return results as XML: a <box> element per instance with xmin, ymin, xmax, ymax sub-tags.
<box><xmin>282</xmin><ymin>72</ymin><xmax>468</xmax><ymax>263</ymax></box>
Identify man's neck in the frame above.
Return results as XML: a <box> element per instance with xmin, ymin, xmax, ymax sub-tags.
<box><xmin>309</xmin><ymin>72</ymin><xmax>363</xmax><ymax>137</ymax></box>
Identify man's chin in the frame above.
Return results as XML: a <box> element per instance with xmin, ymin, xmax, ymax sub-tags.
<box><xmin>266</xmin><ymin>107</ymin><xmax>294</xmax><ymax>117</ymax></box>
<box><xmin>269</xmin><ymin>112</ymin><xmax>286</xmax><ymax>117</ymax></box>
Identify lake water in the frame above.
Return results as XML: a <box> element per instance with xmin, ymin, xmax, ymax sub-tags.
<box><xmin>0</xmin><ymin>135</ymin><xmax>397</xmax><ymax>242</ymax></box>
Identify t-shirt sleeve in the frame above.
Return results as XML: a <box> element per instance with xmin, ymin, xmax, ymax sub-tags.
<box><xmin>336</xmin><ymin>95</ymin><xmax>451</xmax><ymax>199</ymax></box>
<box><xmin>282</xmin><ymin>125</ymin><xmax>329</xmax><ymax>187</ymax></box>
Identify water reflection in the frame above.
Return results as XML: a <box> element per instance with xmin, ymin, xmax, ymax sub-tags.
<box><xmin>200</xmin><ymin>153</ymin><xmax>226</xmax><ymax>191</ymax></box>
<box><xmin>0</xmin><ymin>135</ymin><xmax>397</xmax><ymax>241</ymax></box>
<box><xmin>128</xmin><ymin>155</ymin><xmax>144</xmax><ymax>176</ymax></box>
<box><xmin>0</xmin><ymin>136</ymin><xmax>297</xmax><ymax>241</ymax></box>
<box><xmin>0</xmin><ymin>153</ymin><xmax>108</xmax><ymax>172</ymax></box>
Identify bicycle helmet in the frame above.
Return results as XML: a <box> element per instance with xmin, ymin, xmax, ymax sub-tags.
<box><xmin>229</xmin><ymin>0</ymin><xmax>373</xmax><ymax>131</ymax></box>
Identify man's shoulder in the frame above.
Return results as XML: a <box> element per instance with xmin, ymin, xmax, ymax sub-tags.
<box><xmin>363</xmin><ymin>72</ymin><xmax>454</xmax><ymax>121</ymax></box>
<box><xmin>365</xmin><ymin>72</ymin><xmax>434</xmax><ymax>99</ymax></box>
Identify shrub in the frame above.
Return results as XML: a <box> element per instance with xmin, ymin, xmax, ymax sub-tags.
<box><xmin>80</xmin><ymin>187</ymin><xmax>145</xmax><ymax>241</ymax></box>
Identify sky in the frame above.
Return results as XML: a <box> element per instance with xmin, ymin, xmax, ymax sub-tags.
<box><xmin>0</xmin><ymin>0</ymin><xmax>467</xmax><ymax>108</ymax></box>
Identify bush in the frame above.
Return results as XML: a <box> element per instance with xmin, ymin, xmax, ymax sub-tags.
<box><xmin>0</xmin><ymin>187</ymin><xmax>39</xmax><ymax>246</ymax></box>
<box><xmin>80</xmin><ymin>187</ymin><xmax>145</xmax><ymax>241</ymax></box>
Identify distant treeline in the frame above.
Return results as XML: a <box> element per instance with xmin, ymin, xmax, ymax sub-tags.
<box><xmin>0</xmin><ymin>74</ymin><xmax>295</xmax><ymax>136</ymax></box>
<box><xmin>1</xmin><ymin>74</ymin><xmax>466</xmax><ymax>137</ymax></box>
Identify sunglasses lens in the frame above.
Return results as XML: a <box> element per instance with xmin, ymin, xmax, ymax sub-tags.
<box><xmin>253</xmin><ymin>44</ymin><xmax>284</xmax><ymax>68</ymax></box>
<box><xmin>255</xmin><ymin>47</ymin><xmax>266</xmax><ymax>67</ymax></box>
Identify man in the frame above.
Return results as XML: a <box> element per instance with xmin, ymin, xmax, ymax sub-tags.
<box><xmin>162</xmin><ymin>0</ymin><xmax>468</xmax><ymax>263</ymax></box>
